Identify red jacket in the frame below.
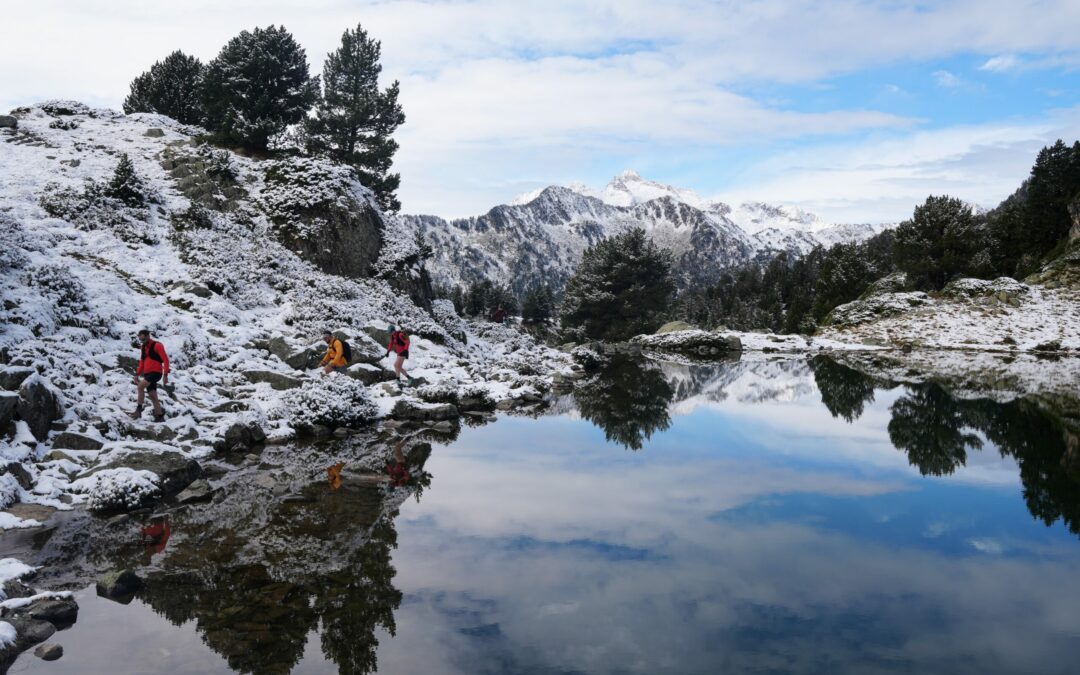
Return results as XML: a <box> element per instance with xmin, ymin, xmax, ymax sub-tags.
<box><xmin>137</xmin><ymin>340</ymin><xmax>170</xmax><ymax>376</ymax></box>
<box><xmin>388</xmin><ymin>331</ymin><xmax>410</xmax><ymax>355</ymax></box>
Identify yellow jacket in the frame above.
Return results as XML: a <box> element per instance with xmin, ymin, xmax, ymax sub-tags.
<box><xmin>320</xmin><ymin>338</ymin><xmax>347</xmax><ymax>367</ymax></box>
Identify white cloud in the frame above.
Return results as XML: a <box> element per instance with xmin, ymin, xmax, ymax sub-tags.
<box><xmin>3</xmin><ymin>1</ymin><xmax>1079</xmax><ymax>218</ymax></box>
<box><xmin>712</xmin><ymin>105</ymin><xmax>1080</xmax><ymax>223</ymax></box>
<box><xmin>933</xmin><ymin>69</ymin><xmax>964</xmax><ymax>88</ymax></box>
<box><xmin>981</xmin><ymin>54</ymin><xmax>1021</xmax><ymax>72</ymax></box>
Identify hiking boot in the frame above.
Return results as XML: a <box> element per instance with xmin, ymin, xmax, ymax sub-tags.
<box><xmin>128</xmin><ymin>406</ymin><xmax>144</xmax><ymax>419</ymax></box>
<box><xmin>152</xmin><ymin>409</ymin><xmax>166</xmax><ymax>423</ymax></box>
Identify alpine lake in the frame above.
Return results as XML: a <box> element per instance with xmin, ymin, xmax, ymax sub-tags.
<box><xmin>3</xmin><ymin>352</ymin><xmax>1079</xmax><ymax>675</ymax></box>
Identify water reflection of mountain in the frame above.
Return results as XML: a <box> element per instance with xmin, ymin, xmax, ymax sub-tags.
<box><xmin>12</xmin><ymin>436</ymin><xmax>433</xmax><ymax>674</ymax></box>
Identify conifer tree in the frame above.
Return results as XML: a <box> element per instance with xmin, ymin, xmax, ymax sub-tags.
<box><xmin>123</xmin><ymin>50</ymin><xmax>205</xmax><ymax>125</ymax></box>
<box><xmin>201</xmin><ymin>25</ymin><xmax>319</xmax><ymax>152</ymax></box>
<box><xmin>105</xmin><ymin>153</ymin><xmax>146</xmax><ymax>207</ymax></box>
<box><xmin>561</xmin><ymin>228</ymin><xmax>674</xmax><ymax>341</ymax></box>
<box><xmin>306</xmin><ymin>24</ymin><xmax>406</xmax><ymax>212</ymax></box>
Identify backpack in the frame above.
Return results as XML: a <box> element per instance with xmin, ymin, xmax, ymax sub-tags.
<box><xmin>339</xmin><ymin>339</ymin><xmax>352</xmax><ymax>363</ymax></box>
<box><xmin>143</xmin><ymin>340</ymin><xmax>164</xmax><ymax>363</ymax></box>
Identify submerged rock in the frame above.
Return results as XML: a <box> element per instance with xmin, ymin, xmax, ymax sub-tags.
<box><xmin>96</xmin><ymin>569</ymin><xmax>143</xmax><ymax>600</ymax></box>
<box><xmin>34</xmin><ymin>643</ymin><xmax>63</xmax><ymax>661</ymax></box>
<box><xmin>175</xmin><ymin>479</ymin><xmax>212</xmax><ymax>504</ymax></box>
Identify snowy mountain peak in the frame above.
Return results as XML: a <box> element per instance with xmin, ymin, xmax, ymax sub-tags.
<box><xmin>599</xmin><ymin>170</ymin><xmax>707</xmax><ymax>209</ymax></box>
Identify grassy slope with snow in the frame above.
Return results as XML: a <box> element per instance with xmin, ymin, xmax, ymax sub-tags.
<box><xmin>0</xmin><ymin>101</ymin><xmax>572</xmax><ymax>520</ymax></box>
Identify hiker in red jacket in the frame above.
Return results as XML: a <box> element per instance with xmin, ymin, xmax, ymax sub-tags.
<box><xmin>129</xmin><ymin>329</ymin><xmax>169</xmax><ymax>422</ymax></box>
<box><xmin>386</xmin><ymin>323</ymin><xmax>413</xmax><ymax>384</ymax></box>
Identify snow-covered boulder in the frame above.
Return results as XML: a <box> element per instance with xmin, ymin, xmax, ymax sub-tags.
<box><xmin>15</xmin><ymin>374</ymin><xmax>63</xmax><ymax>442</ymax></box>
<box><xmin>70</xmin><ymin>468</ymin><xmax>160</xmax><ymax>512</ymax></box>
<box><xmin>826</xmin><ymin>292</ymin><xmax>931</xmax><ymax>328</ymax></box>
<box><xmin>633</xmin><ymin>329</ymin><xmax>743</xmax><ymax>357</ymax></box>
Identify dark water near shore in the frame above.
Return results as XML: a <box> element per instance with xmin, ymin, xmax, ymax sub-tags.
<box><xmin>8</xmin><ymin>355</ymin><xmax>1080</xmax><ymax>674</ymax></box>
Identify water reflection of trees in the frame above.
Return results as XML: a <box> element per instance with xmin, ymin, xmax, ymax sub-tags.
<box><xmin>809</xmin><ymin>356</ymin><xmax>1080</xmax><ymax>536</ymax></box>
<box><xmin>132</xmin><ymin>442</ymin><xmax>430</xmax><ymax>674</ymax></box>
<box><xmin>887</xmin><ymin>382</ymin><xmax>1080</xmax><ymax>535</ymax></box>
<box><xmin>809</xmin><ymin>355</ymin><xmax>877</xmax><ymax>422</ymax></box>
<box><xmin>574</xmin><ymin>355</ymin><xmax>674</xmax><ymax>450</ymax></box>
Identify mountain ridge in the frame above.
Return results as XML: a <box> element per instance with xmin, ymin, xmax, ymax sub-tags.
<box><xmin>398</xmin><ymin>171</ymin><xmax>894</xmax><ymax>295</ymax></box>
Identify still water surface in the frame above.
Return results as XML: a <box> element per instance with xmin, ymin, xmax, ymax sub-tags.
<box><xmin>10</xmin><ymin>356</ymin><xmax>1080</xmax><ymax>674</ymax></box>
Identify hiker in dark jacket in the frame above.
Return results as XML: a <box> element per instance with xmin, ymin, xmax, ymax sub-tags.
<box><xmin>130</xmin><ymin>329</ymin><xmax>169</xmax><ymax>422</ymax></box>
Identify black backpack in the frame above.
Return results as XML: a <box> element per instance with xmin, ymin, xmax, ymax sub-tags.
<box><xmin>339</xmin><ymin>339</ymin><xmax>352</xmax><ymax>364</ymax></box>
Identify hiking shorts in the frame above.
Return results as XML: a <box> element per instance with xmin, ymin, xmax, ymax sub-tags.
<box><xmin>141</xmin><ymin>372</ymin><xmax>162</xmax><ymax>392</ymax></box>
<box><xmin>332</xmin><ymin>365</ymin><xmax>348</xmax><ymax>374</ymax></box>
<box><xmin>396</xmin><ymin>350</ymin><xmax>409</xmax><ymax>360</ymax></box>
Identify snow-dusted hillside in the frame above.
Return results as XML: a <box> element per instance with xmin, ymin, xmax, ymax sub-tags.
<box><xmin>399</xmin><ymin>170</ymin><xmax>892</xmax><ymax>294</ymax></box>
<box><xmin>0</xmin><ymin>101</ymin><xmax>573</xmax><ymax>527</ymax></box>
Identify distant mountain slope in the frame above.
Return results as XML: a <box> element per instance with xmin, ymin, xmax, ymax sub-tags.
<box><xmin>398</xmin><ymin>171</ymin><xmax>893</xmax><ymax>294</ymax></box>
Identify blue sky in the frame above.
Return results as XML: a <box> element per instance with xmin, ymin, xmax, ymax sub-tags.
<box><xmin>3</xmin><ymin>1</ymin><xmax>1080</xmax><ymax>221</ymax></box>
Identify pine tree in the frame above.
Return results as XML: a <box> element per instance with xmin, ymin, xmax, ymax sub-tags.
<box><xmin>560</xmin><ymin>228</ymin><xmax>674</xmax><ymax>341</ymax></box>
<box><xmin>893</xmin><ymin>195</ymin><xmax>979</xmax><ymax>290</ymax></box>
<box><xmin>521</xmin><ymin>285</ymin><xmax>555</xmax><ymax>323</ymax></box>
<box><xmin>306</xmin><ymin>24</ymin><xmax>406</xmax><ymax>212</ymax></box>
<box><xmin>105</xmin><ymin>153</ymin><xmax>146</xmax><ymax>207</ymax></box>
<box><xmin>201</xmin><ymin>26</ymin><xmax>319</xmax><ymax>152</ymax></box>
<box><xmin>123</xmin><ymin>50</ymin><xmax>205</xmax><ymax>125</ymax></box>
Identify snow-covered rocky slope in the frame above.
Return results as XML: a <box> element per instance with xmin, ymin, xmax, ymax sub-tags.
<box><xmin>397</xmin><ymin>170</ymin><xmax>892</xmax><ymax>293</ymax></box>
<box><xmin>0</xmin><ymin>101</ymin><xmax>574</xmax><ymax>526</ymax></box>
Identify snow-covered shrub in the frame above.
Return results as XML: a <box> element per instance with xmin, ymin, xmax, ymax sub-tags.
<box><xmin>374</xmin><ymin>218</ymin><xmax>424</xmax><ymax>277</ymax></box>
<box><xmin>48</xmin><ymin>118</ymin><xmax>80</xmax><ymax>131</ymax></box>
<box><xmin>0</xmin><ymin>474</ymin><xmax>23</xmax><ymax>510</ymax></box>
<box><xmin>0</xmin><ymin>215</ymin><xmax>31</xmax><ymax>273</ymax></box>
<box><xmin>431</xmin><ymin>298</ymin><xmax>466</xmax><ymax>340</ymax></box>
<box><xmin>287</xmin><ymin>375</ymin><xmax>380</xmax><ymax>431</ymax></box>
<box><xmin>23</xmin><ymin>263</ymin><xmax>90</xmax><ymax>328</ymax></box>
<box><xmin>416</xmin><ymin>381</ymin><xmax>459</xmax><ymax>404</ymax></box>
<box><xmin>39</xmin><ymin>180</ymin><xmax>158</xmax><ymax>245</ymax></box>
<box><xmin>39</xmin><ymin>100</ymin><xmax>93</xmax><ymax>116</ymax></box>
<box><xmin>69</xmin><ymin>468</ymin><xmax>160</xmax><ymax>512</ymax></box>
<box><xmin>259</xmin><ymin>157</ymin><xmax>366</xmax><ymax>239</ymax></box>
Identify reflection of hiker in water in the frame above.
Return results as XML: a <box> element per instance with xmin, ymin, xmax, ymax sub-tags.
<box><xmin>386</xmin><ymin>440</ymin><xmax>410</xmax><ymax>487</ymax></box>
<box><xmin>141</xmin><ymin>516</ymin><xmax>171</xmax><ymax>556</ymax></box>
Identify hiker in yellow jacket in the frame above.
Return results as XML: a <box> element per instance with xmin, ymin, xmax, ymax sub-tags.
<box><xmin>319</xmin><ymin>330</ymin><xmax>348</xmax><ymax>376</ymax></box>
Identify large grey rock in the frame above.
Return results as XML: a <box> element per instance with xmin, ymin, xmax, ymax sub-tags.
<box><xmin>86</xmin><ymin>449</ymin><xmax>200</xmax><ymax>497</ymax></box>
<box><xmin>346</xmin><ymin>363</ymin><xmax>395</xmax><ymax>386</ymax></box>
<box><xmin>51</xmin><ymin>431</ymin><xmax>103</xmax><ymax>451</ymax></box>
<box><xmin>270</xmin><ymin>194</ymin><xmax>383</xmax><ymax>279</ymax></box>
<box><xmin>222</xmin><ymin>422</ymin><xmax>266</xmax><ymax>452</ymax></box>
<box><xmin>96</xmin><ymin>569</ymin><xmax>142</xmax><ymax>599</ymax></box>
<box><xmin>0</xmin><ymin>462</ymin><xmax>31</xmax><ymax>490</ymax></box>
<box><xmin>655</xmin><ymin>320</ymin><xmax>696</xmax><ymax>334</ymax></box>
<box><xmin>285</xmin><ymin>346</ymin><xmax>322</xmax><ymax>370</ymax></box>
<box><xmin>242</xmin><ymin>370</ymin><xmax>303</xmax><ymax>391</ymax></box>
<box><xmin>391</xmin><ymin>400</ymin><xmax>459</xmax><ymax>421</ymax></box>
<box><xmin>632</xmin><ymin>330</ymin><xmax>743</xmax><ymax>358</ymax></box>
<box><xmin>362</xmin><ymin>326</ymin><xmax>392</xmax><ymax>351</ymax></box>
<box><xmin>2</xmin><ymin>578</ymin><xmax>34</xmax><ymax>601</ymax></box>
<box><xmin>144</xmin><ymin>127</ymin><xmax>165</xmax><ymax>138</ymax></box>
<box><xmin>0</xmin><ymin>366</ymin><xmax>34</xmax><ymax>390</ymax></box>
<box><xmin>4</xmin><ymin>617</ymin><xmax>55</xmax><ymax>650</ymax></box>
<box><xmin>16</xmin><ymin>377</ymin><xmax>63</xmax><ymax>442</ymax></box>
<box><xmin>21</xmin><ymin>597</ymin><xmax>78</xmax><ymax>629</ymax></box>
<box><xmin>175</xmin><ymin>479</ymin><xmax>212</xmax><ymax>504</ymax></box>
<box><xmin>0</xmin><ymin>115</ymin><xmax>17</xmax><ymax>129</ymax></box>
<box><xmin>0</xmin><ymin>391</ymin><xmax>17</xmax><ymax>435</ymax></box>
<box><xmin>266</xmin><ymin>336</ymin><xmax>291</xmax><ymax>362</ymax></box>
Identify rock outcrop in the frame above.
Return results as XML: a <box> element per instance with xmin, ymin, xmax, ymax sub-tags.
<box><xmin>16</xmin><ymin>376</ymin><xmax>63</xmax><ymax>442</ymax></box>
